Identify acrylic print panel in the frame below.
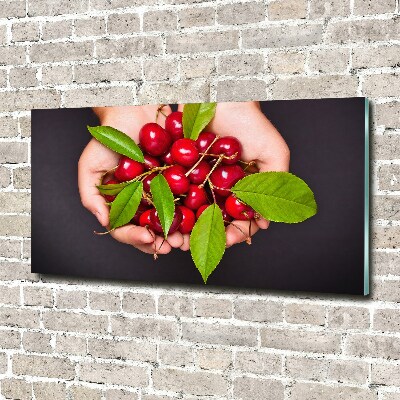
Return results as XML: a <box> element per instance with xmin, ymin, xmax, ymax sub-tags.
<box><xmin>31</xmin><ymin>98</ymin><xmax>369</xmax><ymax>295</ymax></box>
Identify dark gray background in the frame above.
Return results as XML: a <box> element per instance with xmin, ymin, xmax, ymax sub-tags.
<box><xmin>32</xmin><ymin>98</ymin><xmax>367</xmax><ymax>294</ymax></box>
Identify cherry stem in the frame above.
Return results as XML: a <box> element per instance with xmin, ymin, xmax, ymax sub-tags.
<box><xmin>155</xmin><ymin>104</ymin><xmax>168</xmax><ymax>122</ymax></box>
<box><xmin>227</xmin><ymin>221</ymin><xmax>248</xmax><ymax>241</ymax></box>
<box><xmin>93</xmin><ymin>228</ymin><xmax>115</xmax><ymax>236</ymax></box>
<box><xmin>146</xmin><ymin>226</ymin><xmax>158</xmax><ymax>260</ymax></box>
<box><xmin>185</xmin><ymin>135</ymin><xmax>220</xmax><ymax>177</ymax></box>
<box><xmin>158</xmin><ymin>238</ymin><xmax>166</xmax><ymax>252</ymax></box>
<box><xmin>100</xmin><ymin>165</ymin><xmax>118</xmax><ymax>183</ymax></box>
<box><xmin>240</xmin><ymin>160</ymin><xmax>257</xmax><ymax>172</ymax></box>
<box><xmin>199</xmin><ymin>155</ymin><xmax>224</xmax><ymax>188</ymax></box>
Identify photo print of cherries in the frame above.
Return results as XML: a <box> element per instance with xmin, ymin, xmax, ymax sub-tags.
<box><xmin>88</xmin><ymin>103</ymin><xmax>318</xmax><ymax>283</ymax></box>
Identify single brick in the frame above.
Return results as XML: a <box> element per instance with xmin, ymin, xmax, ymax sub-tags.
<box><xmin>0</xmin><ymin>262</ymin><xmax>38</xmax><ymax>282</ymax></box>
<box><xmin>353</xmin><ymin>0</ymin><xmax>395</xmax><ymax>15</ymax></box>
<box><xmin>363</xmin><ymin>74</ymin><xmax>400</xmax><ymax>98</ymax></box>
<box><xmin>381</xmin><ymin>394</ymin><xmax>400</xmax><ymax>400</ymax></box>
<box><xmin>69</xmin><ymin>385</ymin><xmax>102</xmax><ymax>400</ymax></box>
<box><xmin>345</xmin><ymin>333</ymin><xmax>400</xmax><ymax>359</ymax></box>
<box><xmin>28</xmin><ymin>0</ymin><xmax>89</xmax><ymax>16</ymax></box>
<box><xmin>285</xmin><ymin>303</ymin><xmax>326</xmax><ymax>326</ymax></box>
<box><xmin>197</xmin><ymin>348</ymin><xmax>232</xmax><ymax>370</ymax></box>
<box><xmin>235</xmin><ymin>351</ymin><xmax>282</xmax><ymax>374</ymax></box>
<box><xmin>218</xmin><ymin>53</ymin><xmax>265</xmax><ymax>76</ymax></box>
<box><xmin>75</xmin><ymin>61</ymin><xmax>141</xmax><ymax>84</ymax></box>
<box><xmin>373</xmin><ymin>226</ymin><xmax>400</xmax><ymax>249</ymax></box>
<box><xmin>42</xmin><ymin>65</ymin><xmax>74</xmax><ymax>86</ymax></box>
<box><xmin>271</xmin><ymin>75</ymin><xmax>358</xmax><ymax>99</ymax></box>
<box><xmin>218</xmin><ymin>2</ymin><xmax>265</xmax><ymax>25</ymax></box>
<box><xmin>261</xmin><ymin>328</ymin><xmax>341</xmax><ymax>354</ymax></box>
<box><xmin>108</xmin><ymin>13</ymin><xmax>140</xmax><ymax>34</ymax></box>
<box><xmin>0</xmin><ymin>215</ymin><xmax>30</xmax><ymax>236</ymax></box>
<box><xmin>0</xmin><ymin>46</ymin><xmax>26</xmax><ymax>66</ymax></box>
<box><xmin>0</xmin><ymin>116</ymin><xmax>18</xmax><ymax>137</ymax></box>
<box><xmin>326</xmin><ymin>18</ymin><xmax>399</xmax><ymax>44</ymax></box>
<box><xmin>378</xmin><ymin>164</ymin><xmax>400</xmax><ymax>191</ymax></box>
<box><xmin>96</xmin><ymin>37</ymin><xmax>162</xmax><ymax>58</ymax></box>
<box><xmin>308</xmin><ymin>48</ymin><xmax>350</xmax><ymax>73</ymax></box>
<box><xmin>159</xmin><ymin>343</ymin><xmax>193</xmax><ymax>367</ymax></box>
<box><xmin>182</xmin><ymin>321</ymin><xmax>257</xmax><ymax>347</ymax></box>
<box><xmin>216</xmin><ymin>79</ymin><xmax>267</xmax><ymax>102</ymax></box>
<box><xmin>353</xmin><ymin>45</ymin><xmax>400</xmax><ymax>70</ymax></box>
<box><xmin>372</xmin><ymin>362</ymin><xmax>400</xmax><ymax>386</ymax></box>
<box><xmin>375</xmin><ymin>101</ymin><xmax>400</xmax><ymax>128</ymax></box>
<box><xmin>233</xmin><ymin>376</ymin><xmax>284</xmax><ymax>400</ymax></box>
<box><xmin>0</xmin><ymin>0</ymin><xmax>25</xmax><ymax>18</ymax></box>
<box><xmin>1</xmin><ymin>378</ymin><xmax>32</xmax><ymax>399</ymax></box>
<box><xmin>0</xmin><ymin>285</ymin><xmax>20</xmax><ymax>305</ymax></box>
<box><xmin>0</xmin><ymin>239</ymin><xmax>21</xmax><ymax>259</ymax></box>
<box><xmin>327</xmin><ymin>306</ymin><xmax>370</xmax><ymax>329</ymax></box>
<box><xmin>195</xmin><ymin>297</ymin><xmax>232</xmax><ymax>319</ymax></box>
<box><xmin>22</xmin><ymin>331</ymin><xmax>52</xmax><ymax>353</ymax></box>
<box><xmin>242</xmin><ymin>24</ymin><xmax>323</xmax><ymax>49</ymax></box>
<box><xmin>286</xmin><ymin>356</ymin><xmax>328</xmax><ymax>380</ymax></box>
<box><xmin>0</xmin><ymin>166</ymin><xmax>11</xmax><ymax>188</ymax></box>
<box><xmin>29</xmin><ymin>41</ymin><xmax>94</xmax><ymax>63</ymax></box>
<box><xmin>24</xmin><ymin>286</ymin><xmax>53</xmax><ymax>307</ymax></box>
<box><xmin>290</xmin><ymin>382</ymin><xmax>375</xmax><ymax>400</ymax></box>
<box><xmin>0</xmin><ymin>90</ymin><xmax>61</xmax><ymax>112</ymax></box>
<box><xmin>143</xmin><ymin>10</ymin><xmax>177</xmax><ymax>31</ymax></box>
<box><xmin>374</xmin><ymin>309</ymin><xmax>400</xmax><ymax>333</ymax></box>
<box><xmin>179</xmin><ymin>7</ymin><xmax>215</xmax><ymax>29</ymax></box>
<box><xmin>91</xmin><ymin>0</ymin><xmax>157</xmax><ymax>9</ymax></box>
<box><xmin>11</xmin><ymin>21</ymin><xmax>39</xmax><ymax>42</ymax></box>
<box><xmin>143</xmin><ymin>58</ymin><xmax>178</xmax><ymax>81</ymax></box>
<box><xmin>74</xmin><ymin>16</ymin><xmax>105</xmax><ymax>37</ymax></box>
<box><xmin>13</xmin><ymin>167</ymin><xmax>31</xmax><ymax>189</ymax></box>
<box><xmin>0</xmin><ymin>329</ymin><xmax>21</xmax><ymax>349</ymax></box>
<box><xmin>88</xmin><ymin>338</ymin><xmax>157</xmax><ymax>362</ymax></box>
<box><xmin>328</xmin><ymin>359</ymin><xmax>369</xmax><ymax>384</ymax></box>
<box><xmin>105</xmin><ymin>389</ymin><xmax>138</xmax><ymax>400</ymax></box>
<box><xmin>12</xmin><ymin>354</ymin><xmax>75</xmax><ymax>379</ymax></box>
<box><xmin>166</xmin><ymin>31</ymin><xmax>239</xmax><ymax>54</ymax></box>
<box><xmin>22</xmin><ymin>239</ymin><xmax>31</xmax><ymax>258</ymax></box>
<box><xmin>0</xmin><ymin>142</ymin><xmax>28</xmax><ymax>163</ymax></box>
<box><xmin>41</xmin><ymin>20</ymin><xmax>72</xmax><ymax>40</ymax></box>
<box><xmin>42</xmin><ymin>310</ymin><xmax>108</xmax><ymax>334</ymax></box>
<box><xmin>234</xmin><ymin>299</ymin><xmax>283</xmax><ymax>323</ymax></box>
<box><xmin>18</xmin><ymin>115</ymin><xmax>31</xmax><ymax>138</ymax></box>
<box><xmin>56</xmin><ymin>334</ymin><xmax>87</xmax><ymax>356</ymax></box>
<box><xmin>153</xmin><ymin>368</ymin><xmax>228</xmax><ymax>396</ymax></box>
<box><xmin>122</xmin><ymin>292</ymin><xmax>156</xmax><ymax>314</ymax></box>
<box><xmin>89</xmin><ymin>291</ymin><xmax>120</xmax><ymax>312</ymax></box>
<box><xmin>33</xmin><ymin>382</ymin><xmax>67</xmax><ymax>400</ymax></box>
<box><xmin>373</xmin><ymin>196</ymin><xmax>400</xmax><ymax>221</ymax></box>
<box><xmin>180</xmin><ymin>57</ymin><xmax>215</xmax><ymax>79</ymax></box>
<box><xmin>0</xmin><ymin>192</ymin><xmax>31</xmax><ymax>213</ymax></box>
<box><xmin>63</xmin><ymin>86</ymin><xmax>134</xmax><ymax>108</ymax></box>
<box><xmin>79</xmin><ymin>361</ymin><xmax>148</xmax><ymax>387</ymax></box>
<box><xmin>373</xmin><ymin>280</ymin><xmax>400</xmax><ymax>302</ymax></box>
<box><xmin>56</xmin><ymin>289</ymin><xmax>87</xmax><ymax>309</ymax></box>
<box><xmin>111</xmin><ymin>316</ymin><xmax>178</xmax><ymax>340</ymax></box>
<box><xmin>10</xmin><ymin>67</ymin><xmax>37</xmax><ymax>88</ymax></box>
<box><xmin>309</xmin><ymin>0</ymin><xmax>349</xmax><ymax>17</ymax></box>
<box><xmin>374</xmin><ymin>251</ymin><xmax>400</xmax><ymax>275</ymax></box>
<box><xmin>268</xmin><ymin>0</ymin><xmax>307</xmax><ymax>20</ymax></box>
<box><xmin>269</xmin><ymin>51</ymin><xmax>305</xmax><ymax>74</ymax></box>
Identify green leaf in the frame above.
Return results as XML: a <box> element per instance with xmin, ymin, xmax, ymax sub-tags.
<box><xmin>183</xmin><ymin>103</ymin><xmax>217</xmax><ymax>140</ymax></box>
<box><xmin>88</xmin><ymin>125</ymin><xmax>144</xmax><ymax>163</ymax></box>
<box><xmin>97</xmin><ymin>181</ymin><xmax>132</xmax><ymax>196</ymax></box>
<box><xmin>231</xmin><ymin>172</ymin><xmax>317</xmax><ymax>223</ymax></box>
<box><xmin>190</xmin><ymin>204</ymin><xmax>226</xmax><ymax>283</ymax></box>
<box><xmin>150</xmin><ymin>174</ymin><xmax>175</xmax><ymax>238</ymax></box>
<box><xmin>109</xmin><ymin>181</ymin><xmax>143</xmax><ymax>230</ymax></box>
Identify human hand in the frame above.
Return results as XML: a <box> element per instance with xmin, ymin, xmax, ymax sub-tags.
<box><xmin>178</xmin><ymin>101</ymin><xmax>290</xmax><ymax>249</ymax></box>
<box><xmin>78</xmin><ymin>105</ymin><xmax>184</xmax><ymax>255</ymax></box>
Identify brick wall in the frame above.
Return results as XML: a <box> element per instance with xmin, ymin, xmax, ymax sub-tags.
<box><xmin>0</xmin><ymin>0</ymin><xmax>399</xmax><ymax>398</ymax></box>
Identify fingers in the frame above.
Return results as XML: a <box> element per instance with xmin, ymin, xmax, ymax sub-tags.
<box><xmin>180</xmin><ymin>234</ymin><xmax>190</xmax><ymax>251</ymax></box>
<box><xmin>225</xmin><ymin>220</ymin><xmax>260</xmax><ymax>248</ymax></box>
<box><xmin>167</xmin><ymin>232</ymin><xmax>184</xmax><ymax>248</ymax></box>
<box><xmin>255</xmin><ymin>217</ymin><xmax>270</xmax><ymax>230</ymax></box>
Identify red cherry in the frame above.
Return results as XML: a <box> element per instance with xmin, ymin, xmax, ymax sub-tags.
<box><xmin>171</xmin><ymin>138</ymin><xmax>199</xmax><ymax>167</ymax></box>
<box><xmin>220</xmin><ymin>205</ymin><xmax>232</xmax><ymax>224</ymax></box>
<box><xmin>178</xmin><ymin>205</ymin><xmax>196</xmax><ymax>234</ymax></box>
<box><xmin>150</xmin><ymin>207</ymin><xmax>183</xmax><ymax>234</ymax></box>
<box><xmin>115</xmin><ymin>156</ymin><xmax>145</xmax><ymax>182</ymax></box>
<box><xmin>161</xmin><ymin>150</ymin><xmax>174</xmax><ymax>165</ymax></box>
<box><xmin>210</xmin><ymin>164</ymin><xmax>245</xmax><ymax>197</ymax></box>
<box><xmin>196</xmin><ymin>132</ymin><xmax>216</xmax><ymax>153</ymax></box>
<box><xmin>211</xmin><ymin>136</ymin><xmax>242</xmax><ymax>165</ymax></box>
<box><xmin>165</xmin><ymin>111</ymin><xmax>183</xmax><ymax>141</ymax></box>
<box><xmin>183</xmin><ymin>184</ymin><xmax>208</xmax><ymax>210</ymax></box>
<box><xmin>143</xmin><ymin>172</ymin><xmax>157</xmax><ymax>193</ymax></box>
<box><xmin>196</xmin><ymin>204</ymin><xmax>209</xmax><ymax>219</ymax></box>
<box><xmin>138</xmin><ymin>198</ymin><xmax>151</xmax><ymax>212</ymax></box>
<box><xmin>163</xmin><ymin>165</ymin><xmax>190</xmax><ymax>195</ymax></box>
<box><xmin>225</xmin><ymin>195</ymin><xmax>255</xmax><ymax>220</ymax></box>
<box><xmin>143</xmin><ymin>154</ymin><xmax>161</xmax><ymax>170</ymax></box>
<box><xmin>139</xmin><ymin>209</ymin><xmax>152</xmax><ymax>227</ymax></box>
<box><xmin>139</xmin><ymin>123</ymin><xmax>171</xmax><ymax>156</ymax></box>
<box><xmin>102</xmin><ymin>179</ymin><xmax>119</xmax><ymax>203</ymax></box>
<box><xmin>188</xmin><ymin>160</ymin><xmax>211</xmax><ymax>185</ymax></box>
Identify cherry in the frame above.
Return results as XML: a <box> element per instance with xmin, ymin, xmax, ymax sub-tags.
<box><xmin>225</xmin><ymin>195</ymin><xmax>255</xmax><ymax>220</ymax></box>
<box><xmin>139</xmin><ymin>209</ymin><xmax>152</xmax><ymax>227</ymax></box>
<box><xmin>220</xmin><ymin>205</ymin><xmax>232</xmax><ymax>224</ymax></box>
<box><xmin>211</xmin><ymin>136</ymin><xmax>242</xmax><ymax>165</ymax></box>
<box><xmin>165</xmin><ymin>111</ymin><xmax>183</xmax><ymax>141</ymax></box>
<box><xmin>163</xmin><ymin>165</ymin><xmax>190</xmax><ymax>195</ymax></box>
<box><xmin>138</xmin><ymin>198</ymin><xmax>151</xmax><ymax>212</ymax></box>
<box><xmin>161</xmin><ymin>150</ymin><xmax>174</xmax><ymax>165</ymax></box>
<box><xmin>196</xmin><ymin>132</ymin><xmax>216</xmax><ymax>153</ymax></box>
<box><xmin>188</xmin><ymin>160</ymin><xmax>211</xmax><ymax>185</ymax></box>
<box><xmin>143</xmin><ymin>172</ymin><xmax>157</xmax><ymax>193</ymax></box>
<box><xmin>178</xmin><ymin>205</ymin><xmax>196</xmax><ymax>234</ymax></box>
<box><xmin>171</xmin><ymin>138</ymin><xmax>199</xmax><ymax>167</ymax></box>
<box><xmin>143</xmin><ymin>154</ymin><xmax>161</xmax><ymax>170</ymax></box>
<box><xmin>139</xmin><ymin>123</ymin><xmax>171</xmax><ymax>156</ymax></box>
<box><xmin>150</xmin><ymin>207</ymin><xmax>183</xmax><ymax>234</ymax></box>
<box><xmin>115</xmin><ymin>156</ymin><xmax>145</xmax><ymax>182</ymax></box>
<box><xmin>183</xmin><ymin>184</ymin><xmax>208</xmax><ymax>210</ymax></box>
<box><xmin>103</xmin><ymin>179</ymin><xmax>119</xmax><ymax>203</ymax></box>
<box><xmin>196</xmin><ymin>204</ymin><xmax>209</xmax><ymax>219</ymax></box>
<box><xmin>210</xmin><ymin>164</ymin><xmax>245</xmax><ymax>197</ymax></box>
<box><xmin>132</xmin><ymin>210</ymin><xmax>142</xmax><ymax>225</ymax></box>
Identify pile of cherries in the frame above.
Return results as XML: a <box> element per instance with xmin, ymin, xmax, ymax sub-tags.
<box><xmin>103</xmin><ymin>111</ymin><xmax>256</xmax><ymax>236</ymax></box>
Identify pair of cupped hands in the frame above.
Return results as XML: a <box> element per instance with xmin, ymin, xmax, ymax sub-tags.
<box><xmin>78</xmin><ymin>102</ymin><xmax>290</xmax><ymax>255</ymax></box>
